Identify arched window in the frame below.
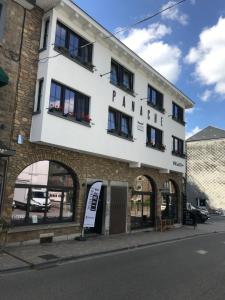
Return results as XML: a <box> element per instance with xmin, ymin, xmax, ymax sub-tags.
<box><xmin>12</xmin><ymin>161</ymin><xmax>76</xmax><ymax>226</ymax></box>
<box><xmin>131</xmin><ymin>175</ymin><xmax>156</xmax><ymax>229</ymax></box>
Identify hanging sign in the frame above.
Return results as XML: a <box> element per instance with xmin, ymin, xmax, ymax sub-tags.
<box><xmin>83</xmin><ymin>181</ymin><xmax>103</xmax><ymax>228</ymax></box>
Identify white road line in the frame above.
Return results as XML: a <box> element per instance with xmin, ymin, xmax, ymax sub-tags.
<box><xmin>196</xmin><ymin>250</ymin><xmax>208</xmax><ymax>255</ymax></box>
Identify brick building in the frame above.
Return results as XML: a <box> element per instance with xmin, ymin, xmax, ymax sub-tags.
<box><xmin>186</xmin><ymin>126</ymin><xmax>225</xmax><ymax>211</ymax></box>
<box><xmin>0</xmin><ymin>0</ymin><xmax>38</xmax><ymax>215</ymax></box>
<box><xmin>1</xmin><ymin>0</ymin><xmax>194</xmax><ymax>244</ymax></box>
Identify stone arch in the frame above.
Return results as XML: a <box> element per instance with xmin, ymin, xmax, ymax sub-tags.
<box><xmin>4</xmin><ymin>154</ymin><xmax>81</xmax><ymax>224</ymax></box>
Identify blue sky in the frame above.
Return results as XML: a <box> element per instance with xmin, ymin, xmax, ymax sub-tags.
<box><xmin>73</xmin><ymin>0</ymin><xmax>225</xmax><ymax>138</ymax></box>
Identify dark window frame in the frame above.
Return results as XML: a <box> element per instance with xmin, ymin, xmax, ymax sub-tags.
<box><xmin>110</xmin><ymin>59</ymin><xmax>134</xmax><ymax>95</ymax></box>
<box><xmin>107</xmin><ymin>107</ymin><xmax>133</xmax><ymax>140</ymax></box>
<box><xmin>172</xmin><ymin>136</ymin><xmax>185</xmax><ymax>158</ymax></box>
<box><xmin>54</xmin><ymin>21</ymin><xmax>93</xmax><ymax>71</ymax></box>
<box><xmin>147</xmin><ymin>85</ymin><xmax>164</xmax><ymax>113</ymax></box>
<box><xmin>33</xmin><ymin>78</ymin><xmax>44</xmax><ymax>114</ymax></box>
<box><xmin>146</xmin><ymin>125</ymin><xmax>165</xmax><ymax>151</ymax></box>
<box><xmin>41</xmin><ymin>18</ymin><xmax>50</xmax><ymax>50</ymax></box>
<box><xmin>48</xmin><ymin>80</ymin><xmax>91</xmax><ymax>126</ymax></box>
<box><xmin>172</xmin><ymin>102</ymin><xmax>185</xmax><ymax>125</ymax></box>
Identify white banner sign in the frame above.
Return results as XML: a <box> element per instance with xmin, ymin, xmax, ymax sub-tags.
<box><xmin>83</xmin><ymin>181</ymin><xmax>103</xmax><ymax>228</ymax></box>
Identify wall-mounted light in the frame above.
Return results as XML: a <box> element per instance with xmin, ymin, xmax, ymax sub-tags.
<box><xmin>100</xmin><ymin>71</ymin><xmax>111</xmax><ymax>77</ymax></box>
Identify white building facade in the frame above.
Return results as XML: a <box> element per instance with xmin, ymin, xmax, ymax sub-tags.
<box><xmin>4</xmin><ymin>0</ymin><xmax>194</xmax><ymax>242</ymax></box>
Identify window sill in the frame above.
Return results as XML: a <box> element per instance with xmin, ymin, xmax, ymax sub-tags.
<box><xmin>39</xmin><ymin>47</ymin><xmax>47</xmax><ymax>53</ymax></box>
<box><xmin>172</xmin><ymin>117</ymin><xmax>186</xmax><ymax>126</ymax></box>
<box><xmin>172</xmin><ymin>151</ymin><xmax>186</xmax><ymax>159</ymax></box>
<box><xmin>9</xmin><ymin>221</ymin><xmax>80</xmax><ymax>233</ymax></box>
<box><xmin>32</xmin><ymin>110</ymin><xmax>41</xmax><ymax>116</ymax></box>
<box><xmin>48</xmin><ymin>111</ymin><xmax>91</xmax><ymax>127</ymax></box>
<box><xmin>54</xmin><ymin>46</ymin><xmax>94</xmax><ymax>72</ymax></box>
<box><xmin>107</xmin><ymin>130</ymin><xmax>134</xmax><ymax>142</ymax></box>
<box><xmin>146</xmin><ymin>143</ymin><xmax>166</xmax><ymax>152</ymax></box>
<box><xmin>147</xmin><ymin>102</ymin><xmax>165</xmax><ymax>114</ymax></box>
<box><xmin>110</xmin><ymin>80</ymin><xmax>135</xmax><ymax>97</ymax></box>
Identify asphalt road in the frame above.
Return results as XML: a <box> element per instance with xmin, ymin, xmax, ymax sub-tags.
<box><xmin>1</xmin><ymin>233</ymin><xmax>225</xmax><ymax>300</ymax></box>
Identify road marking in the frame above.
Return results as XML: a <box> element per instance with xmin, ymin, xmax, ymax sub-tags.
<box><xmin>196</xmin><ymin>250</ymin><xmax>208</xmax><ymax>255</ymax></box>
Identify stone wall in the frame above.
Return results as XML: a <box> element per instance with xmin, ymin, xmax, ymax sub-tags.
<box><xmin>5</xmin><ymin>143</ymin><xmax>183</xmax><ymax>241</ymax></box>
<box><xmin>187</xmin><ymin>139</ymin><xmax>225</xmax><ymax>209</ymax></box>
<box><xmin>0</xmin><ymin>0</ymin><xmax>25</xmax><ymax>147</ymax></box>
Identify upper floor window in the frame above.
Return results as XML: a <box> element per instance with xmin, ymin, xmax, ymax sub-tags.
<box><xmin>42</xmin><ymin>18</ymin><xmax>50</xmax><ymax>50</ymax></box>
<box><xmin>172</xmin><ymin>136</ymin><xmax>185</xmax><ymax>158</ymax></box>
<box><xmin>110</xmin><ymin>60</ymin><xmax>134</xmax><ymax>94</ymax></box>
<box><xmin>172</xmin><ymin>102</ymin><xmax>185</xmax><ymax>125</ymax></box>
<box><xmin>33</xmin><ymin>78</ymin><xmax>44</xmax><ymax>113</ymax></box>
<box><xmin>147</xmin><ymin>85</ymin><xmax>164</xmax><ymax>113</ymax></box>
<box><xmin>49</xmin><ymin>81</ymin><xmax>91</xmax><ymax>125</ymax></box>
<box><xmin>146</xmin><ymin>125</ymin><xmax>165</xmax><ymax>151</ymax></box>
<box><xmin>55</xmin><ymin>21</ymin><xmax>93</xmax><ymax>70</ymax></box>
<box><xmin>107</xmin><ymin>107</ymin><xmax>133</xmax><ymax>140</ymax></box>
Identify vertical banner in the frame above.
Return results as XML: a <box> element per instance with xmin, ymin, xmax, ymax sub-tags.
<box><xmin>83</xmin><ymin>181</ymin><xmax>103</xmax><ymax>228</ymax></box>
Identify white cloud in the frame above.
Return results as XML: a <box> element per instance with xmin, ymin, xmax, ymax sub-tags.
<box><xmin>117</xmin><ymin>23</ymin><xmax>171</xmax><ymax>53</ymax></box>
<box><xmin>190</xmin><ymin>0</ymin><xmax>196</xmax><ymax>5</ymax></box>
<box><xmin>186</xmin><ymin>107</ymin><xmax>195</xmax><ymax>114</ymax></box>
<box><xmin>117</xmin><ymin>23</ymin><xmax>182</xmax><ymax>83</ymax></box>
<box><xmin>200</xmin><ymin>89</ymin><xmax>212</xmax><ymax>102</ymax></box>
<box><xmin>185</xmin><ymin>17</ymin><xmax>225</xmax><ymax>99</ymax></box>
<box><xmin>186</xmin><ymin>126</ymin><xmax>201</xmax><ymax>139</ymax></box>
<box><xmin>161</xmin><ymin>1</ymin><xmax>189</xmax><ymax>25</ymax></box>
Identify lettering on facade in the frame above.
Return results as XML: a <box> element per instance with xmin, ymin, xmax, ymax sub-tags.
<box><xmin>173</xmin><ymin>161</ymin><xmax>184</xmax><ymax>167</ymax></box>
<box><xmin>122</xmin><ymin>96</ymin><xmax>126</xmax><ymax>107</ymax></box>
<box><xmin>137</xmin><ymin>121</ymin><xmax>144</xmax><ymax>132</ymax></box>
<box><xmin>112</xmin><ymin>90</ymin><xmax>116</xmax><ymax>101</ymax></box>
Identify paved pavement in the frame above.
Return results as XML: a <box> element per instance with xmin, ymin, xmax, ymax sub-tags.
<box><xmin>0</xmin><ymin>216</ymin><xmax>225</xmax><ymax>274</ymax></box>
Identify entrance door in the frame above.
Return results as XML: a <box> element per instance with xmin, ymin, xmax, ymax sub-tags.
<box><xmin>110</xmin><ymin>186</ymin><xmax>127</xmax><ymax>234</ymax></box>
<box><xmin>131</xmin><ymin>191</ymin><xmax>155</xmax><ymax>230</ymax></box>
<box><xmin>161</xmin><ymin>194</ymin><xmax>178</xmax><ymax>222</ymax></box>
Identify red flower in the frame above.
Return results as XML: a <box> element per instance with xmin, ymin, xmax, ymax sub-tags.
<box><xmin>84</xmin><ymin>115</ymin><xmax>91</xmax><ymax>122</ymax></box>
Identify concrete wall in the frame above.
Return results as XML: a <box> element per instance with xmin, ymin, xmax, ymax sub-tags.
<box><xmin>30</xmin><ymin>4</ymin><xmax>188</xmax><ymax>174</ymax></box>
<box><xmin>187</xmin><ymin>139</ymin><xmax>225</xmax><ymax>210</ymax></box>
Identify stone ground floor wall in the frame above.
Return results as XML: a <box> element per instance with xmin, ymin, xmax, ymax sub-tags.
<box><xmin>2</xmin><ymin>142</ymin><xmax>183</xmax><ymax>243</ymax></box>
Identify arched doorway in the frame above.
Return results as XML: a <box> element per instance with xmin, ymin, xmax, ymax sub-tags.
<box><xmin>12</xmin><ymin>160</ymin><xmax>77</xmax><ymax>226</ymax></box>
<box><xmin>161</xmin><ymin>180</ymin><xmax>179</xmax><ymax>222</ymax></box>
<box><xmin>131</xmin><ymin>175</ymin><xmax>156</xmax><ymax>230</ymax></box>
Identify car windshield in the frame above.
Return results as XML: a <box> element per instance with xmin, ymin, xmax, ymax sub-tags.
<box><xmin>32</xmin><ymin>192</ymin><xmax>46</xmax><ymax>198</ymax></box>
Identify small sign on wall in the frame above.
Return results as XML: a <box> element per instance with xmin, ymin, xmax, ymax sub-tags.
<box><xmin>173</xmin><ymin>161</ymin><xmax>184</xmax><ymax>167</ymax></box>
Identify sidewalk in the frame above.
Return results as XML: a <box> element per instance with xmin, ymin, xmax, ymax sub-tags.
<box><xmin>1</xmin><ymin>219</ymin><xmax>225</xmax><ymax>274</ymax></box>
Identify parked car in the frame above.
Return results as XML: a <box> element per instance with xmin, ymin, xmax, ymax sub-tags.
<box><xmin>186</xmin><ymin>203</ymin><xmax>210</xmax><ymax>223</ymax></box>
<box><xmin>13</xmin><ymin>188</ymin><xmax>51</xmax><ymax>211</ymax></box>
